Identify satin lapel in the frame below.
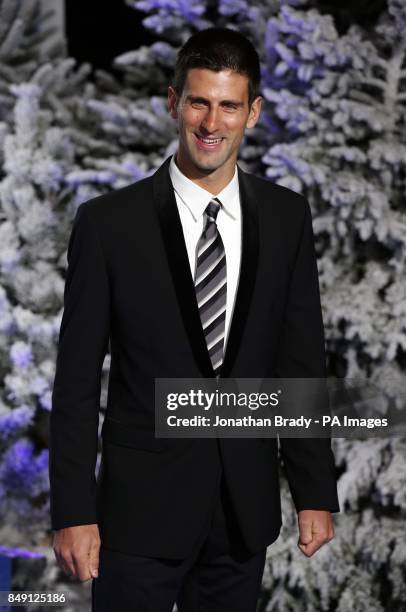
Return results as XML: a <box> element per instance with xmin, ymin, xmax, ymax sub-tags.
<box><xmin>152</xmin><ymin>157</ymin><xmax>215</xmax><ymax>377</ymax></box>
<box><xmin>152</xmin><ymin>157</ymin><xmax>259</xmax><ymax>379</ymax></box>
<box><xmin>220</xmin><ymin>165</ymin><xmax>259</xmax><ymax>377</ymax></box>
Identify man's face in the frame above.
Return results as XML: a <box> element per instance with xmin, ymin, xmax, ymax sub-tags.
<box><xmin>168</xmin><ymin>68</ymin><xmax>262</xmax><ymax>176</ymax></box>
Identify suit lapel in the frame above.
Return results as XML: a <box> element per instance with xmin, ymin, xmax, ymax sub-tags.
<box><xmin>152</xmin><ymin>156</ymin><xmax>259</xmax><ymax>378</ymax></box>
<box><xmin>153</xmin><ymin>157</ymin><xmax>214</xmax><ymax>377</ymax></box>
<box><xmin>221</xmin><ymin>165</ymin><xmax>259</xmax><ymax>377</ymax></box>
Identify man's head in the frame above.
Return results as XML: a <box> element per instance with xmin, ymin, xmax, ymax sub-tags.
<box><xmin>168</xmin><ymin>28</ymin><xmax>262</xmax><ymax>183</ymax></box>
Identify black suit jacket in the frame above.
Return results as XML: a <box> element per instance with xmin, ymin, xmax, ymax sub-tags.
<box><xmin>49</xmin><ymin>155</ymin><xmax>339</xmax><ymax>559</ymax></box>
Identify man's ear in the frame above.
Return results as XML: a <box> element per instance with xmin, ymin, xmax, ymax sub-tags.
<box><xmin>246</xmin><ymin>95</ymin><xmax>262</xmax><ymax>129</ymax></box>
<box><xmin>168</xmin><ymin>86</ymin><xmax>179</xmax><ymax>119</ymax></box>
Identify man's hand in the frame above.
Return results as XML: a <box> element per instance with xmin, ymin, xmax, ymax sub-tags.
<box><xmin>53</xmin><ymin>524</ymin><xmax>100</xmax><ymax>581</ymax></box>
<box><xmin>297</xmin><ymin>510</ymin><xmax>334</xmax><ymax>557</ymax></box>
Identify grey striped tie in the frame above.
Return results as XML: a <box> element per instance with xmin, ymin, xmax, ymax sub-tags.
<box><xmin>194</xmin><ymin>198</ymin><xmax>227</xmax><ymax>377</ymax></box>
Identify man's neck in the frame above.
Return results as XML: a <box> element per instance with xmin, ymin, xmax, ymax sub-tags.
<box><xmin>174</xmin><ymin>152</ymin><xmax>236</xmax><ymax>195</ymax></box>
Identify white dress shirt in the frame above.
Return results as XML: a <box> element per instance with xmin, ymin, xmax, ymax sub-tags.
<box><xmin>169</xmin><ymin>154</ymin><xmax>242</xmax><ymax>352</ymax></box>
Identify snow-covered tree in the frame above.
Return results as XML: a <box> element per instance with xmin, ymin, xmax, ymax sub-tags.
<box><xmin>0</xmin><ymin>0</ymin><xmax>105</xmax><ymax>540</ymax></box>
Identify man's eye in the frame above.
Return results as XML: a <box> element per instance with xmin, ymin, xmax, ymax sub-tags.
<box><xmin>223</xmin><ymin>104</ymin><xmax>237</xmax><ymax>110</ymax></box>
<box><xmin>191</xmin><ymin>101</ymin><xmax>206</xmax><ymax>107</ymax></box>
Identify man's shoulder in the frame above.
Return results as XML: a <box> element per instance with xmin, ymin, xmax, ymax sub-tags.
<box><xmin>80</xmin><ymin>173</ymin><xmax>154</xmax><ymax>218</ymax></box>
<box><xmin>239</xmin><ymin>166</ymin><xmax>308</xmax><ymax>215</ymax></box>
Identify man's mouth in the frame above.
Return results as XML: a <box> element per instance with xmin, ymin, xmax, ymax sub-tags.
<box><xmin>194</xmin><ymin>133</ymin><xmax>225</xmax><ymax>150</ymax></box>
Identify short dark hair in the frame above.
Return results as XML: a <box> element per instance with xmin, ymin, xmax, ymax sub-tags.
<box><xmin>173</xmin><ymin>27</ymin><xmax>261</xmax><ymax>106</ymax></box>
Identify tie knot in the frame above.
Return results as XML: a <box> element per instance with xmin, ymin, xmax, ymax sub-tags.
<box><xmin>205</xmin><ymin>198</ymin><xmax>221</xmax><ymax>223</ymax></box>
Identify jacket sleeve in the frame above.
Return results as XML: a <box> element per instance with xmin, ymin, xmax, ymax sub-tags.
<box><xmin>276</xmin><ymin>197</ymin><xmax>340</xmax><ymax>513</ymax></box>
<box><xmin>49</xmin><ymin>202</ymin><xmax>110</xmax><ymax>530</ymax></box>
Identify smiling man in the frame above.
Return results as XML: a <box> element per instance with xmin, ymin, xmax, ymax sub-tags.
<box><xmin>50</xmin><ymin>27</ymin><xmax>339</xmax><ymax>612</ymax></box>
<box><xmin>168</xmin><ymin>65</ymin><xmax>261</xmax><ymax>192</ymax></box>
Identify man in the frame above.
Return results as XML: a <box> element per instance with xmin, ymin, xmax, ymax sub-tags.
<box><xmin>50</xmin><ymin>27</ymin><xmax>339</xmax><ymax>612</ymax></box>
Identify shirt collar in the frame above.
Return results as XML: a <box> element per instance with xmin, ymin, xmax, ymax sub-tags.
<box><xmin>169</xmin><ymin>154</ymin><xmax>239</xmax><ymax>222</ymax></box>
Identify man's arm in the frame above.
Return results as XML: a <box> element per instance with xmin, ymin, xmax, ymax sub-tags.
<box><xmin>49</xmin><ymin>201</ymin><xmax>110</xmax><ymax>578</ymax></box>
<box><xmin>275</xmin><ymin>196</ymin><xmax>339</xmax><ymax>555</ymax></box>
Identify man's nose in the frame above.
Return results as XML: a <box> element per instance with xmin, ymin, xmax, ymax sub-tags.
<box><xmin>201</xmin><ymin>108</ymin><xmax>220</xmax><ymax>133</ymax></box>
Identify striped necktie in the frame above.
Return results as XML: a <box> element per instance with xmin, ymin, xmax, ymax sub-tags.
<box><xmin>194</xmin><ymin>198</ymin><xmax>227</xmax><ymax>377</ymax></box>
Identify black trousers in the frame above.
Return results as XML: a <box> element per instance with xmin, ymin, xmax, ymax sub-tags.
<box><xmin>92</xmin><ymin>471</ymin><xmax>267</xmax><ymax>612</ymax></box>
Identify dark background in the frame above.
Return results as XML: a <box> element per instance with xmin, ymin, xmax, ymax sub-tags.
<box><xmin>65</xmin><ymin>0</ymin><xmax>388</xmax><ymax>71</ymax></box>
<box><xmin>65</xmin><ymin>0</ymin><xmax>154</xmax><ymax>71</ymax></box>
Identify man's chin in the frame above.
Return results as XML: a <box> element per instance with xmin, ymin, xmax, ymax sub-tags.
<box><xmin>190</xmin><ymin>152</ymin><xmax>228</xmax><ymax>174</ymax></box>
